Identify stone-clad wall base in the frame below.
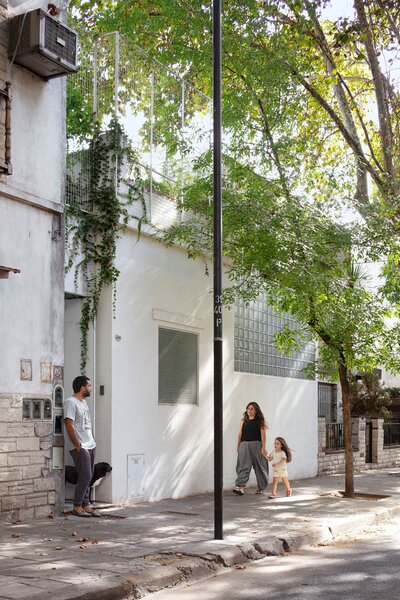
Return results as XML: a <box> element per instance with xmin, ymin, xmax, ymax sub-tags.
<box><xmin>318</xmin><ymin>416</ymin><xmax>400</xmax><ymax>475</ymax></box>
<box><xmin>0</xmin><ymin>394</ymin><xmax>56</xmax><ymax>522</ymax></box>
<box><xmin>318</xmin><ymin>450</ymin><xmax>365</xmax><ymax>475</ymax></box>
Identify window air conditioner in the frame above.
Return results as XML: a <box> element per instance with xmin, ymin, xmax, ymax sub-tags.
<box><xmin>8</xmin><ymin>9</ymin><xmax>78</xmax><ymax>79</ymax></box>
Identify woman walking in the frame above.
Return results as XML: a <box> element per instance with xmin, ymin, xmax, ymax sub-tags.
<box><xmin>232</xmin><ymin>402</ymin><xmax>269</xmax><ymax>495</ymax></box>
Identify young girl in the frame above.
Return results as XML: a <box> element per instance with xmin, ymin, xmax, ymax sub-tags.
<box><xmin>267</xmin><ymin>437</ymin><xmax>292</xmax><ymax>498</ymax></box>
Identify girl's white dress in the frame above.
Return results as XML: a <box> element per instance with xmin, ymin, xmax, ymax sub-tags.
<box><xmin>271</xmin><ymin>450</ymin><xmax>288</xmax><ymax>479</ymax></box>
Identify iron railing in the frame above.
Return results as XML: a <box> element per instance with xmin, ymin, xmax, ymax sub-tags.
<box><xmin>383</xmin><ymin>422</ymin><xmax>400</xmax><ymax>447</ymax></box>
<box><xmin>326</xmin><ymin>422</ymin><xmax>344</xmax><ymax>450</ymax></box>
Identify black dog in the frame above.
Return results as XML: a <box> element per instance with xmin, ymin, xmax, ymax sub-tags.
<box><xmin>65</xmin><ymin>462</ymin><xmax>112</xmax><ymax>501</ymax></box>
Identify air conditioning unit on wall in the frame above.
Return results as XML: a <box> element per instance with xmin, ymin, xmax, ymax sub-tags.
<box><xmin>8</xmin><ymin>9</ymin><xmax>78</xmax><ymax>79</ymax></box>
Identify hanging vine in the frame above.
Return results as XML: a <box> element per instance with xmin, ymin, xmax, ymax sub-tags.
<box><xmin>66</xmin><ymin>118</ymin><xmax>145</xmax><ymax>370</ymax></box>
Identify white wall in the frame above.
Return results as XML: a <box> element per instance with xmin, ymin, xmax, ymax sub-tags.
<box><xmin>7</xmin><ymin>69</ymin><xmax>64</xmax><ymax>206</ymax></box>
<box><xmin>7</xmin><ymin>0</ymin><xmax>64</xmax><ymax>206</ymax></box>
<box><xmin>93</xmin><ymin>229</ymin><xmax>318</xmax><ymax>504</ymax></box>
<box><xmin>0</xmin><ymin>0</ymin><xmax>65</xmax><ymax>393</ymax></box>
<box><xmin>0</xmin><ymin>199</ymin><xmax>64</xmax><ymax>393</ymax></box>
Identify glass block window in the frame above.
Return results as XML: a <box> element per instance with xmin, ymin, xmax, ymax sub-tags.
<box><xmin>234</xmin><ymin>295</ymin><xmax>315</xmax><ymax>379</ymax></box>
<box><xmin>158</xmin><ymin>327</ymin><xmax>198</xmax><ymax>405</ymax></box>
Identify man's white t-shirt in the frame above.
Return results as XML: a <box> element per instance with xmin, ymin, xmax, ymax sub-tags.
<box><xmin>64</xmin><ymin>396</ymin><xmax>96</xmax><ymax>450</ymax></box>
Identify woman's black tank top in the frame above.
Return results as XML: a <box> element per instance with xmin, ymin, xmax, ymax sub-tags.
<box><xmin>241</xmin><ymin>418</ymin><xmax>262</xmax><ymax>442</ymax></box>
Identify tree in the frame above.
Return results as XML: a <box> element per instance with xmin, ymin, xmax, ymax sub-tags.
<box><xmin>350</xmin><ymin>372</ymin><xmax>392</xmax><ymax>419</ymax></box>
<box><xmin>70</xmin><ymin>0</ymin><xmax>400</xmax><ymax>494</ymax></box>
<box><xmin>164</xmin><ymin>162</ymin><xmax>399</xmax><ymax>496</ymax></box>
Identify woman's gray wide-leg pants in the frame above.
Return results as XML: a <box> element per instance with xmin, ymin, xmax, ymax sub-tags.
<box><xmin>235</xmin><ymin>440</ymin><xmax>269</xmax><ymax>490</ymax></box>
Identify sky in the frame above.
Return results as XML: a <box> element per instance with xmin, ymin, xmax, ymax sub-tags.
<box><xmin>321</xmin><ymin>0</ymin><xmax>354</xmax><ymax>20</ymax></box>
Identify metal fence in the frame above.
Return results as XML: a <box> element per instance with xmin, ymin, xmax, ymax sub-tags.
<box><xmin>66</xmin><ymin>32</ymin><xmax>212</xmax><ymax>222</ymax></box>
<box><xmin>326</xmin><ymin>422</ymin><xmax>344</xmax><ymax>450</ymax></box>
<box><xmin>383</xmin><ymin>422</ymin><xmax>400</xmax><ymax>447</ymax></box>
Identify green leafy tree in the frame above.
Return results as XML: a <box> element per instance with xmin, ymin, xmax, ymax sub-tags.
<box><xmin>164</xmin><ymin>162</ymin><xmax>399</xmax><ymax>496</ymax></box>
<box><xmin>350</xmin><ymin>372</ymin><xmax>392</xmax><ymax>419</ymax></box>
<box><xmin>70</xmin><ymin>0</ymin><xmax>400</xmax><ymax>494</ymax></box>
<box><xmin>71</xmin><ymin>1</ymin><xmax>400</xmax><ymax>242</ymax></box>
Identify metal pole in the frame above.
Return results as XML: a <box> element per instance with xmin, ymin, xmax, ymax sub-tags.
<box><xmin>149</xmin><ymin>70</ymin><xmax>154</xmax><ymax>221</ymax></box>
<box><xmin>114</xmin><ymin>31</ymin><xmax>120</xmax><ymax>117</ymax></box>
<box><xmin>213</xmin><ymin>0</ymin><xmax>223</xmax><ymax>540</ymax></box>
<box><xmin>93</xmin><ymin>40</ymin><xmax>98</xmax><ymax>120</ymax></box>
<box><xmin>114</xmin><ymin>32</ymin><xmax>120</xmax><ymax>194</ymax></box>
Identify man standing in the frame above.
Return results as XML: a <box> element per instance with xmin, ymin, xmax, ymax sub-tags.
<box><xmin>64</xmin><ymin>376</ymin><xmax>101</xmax><ymax>517</ymax></box>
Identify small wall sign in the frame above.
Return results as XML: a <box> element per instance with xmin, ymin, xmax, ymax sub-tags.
<box><xmin>20</xmin><ymin>359</ymin><xmax>32</xmax><ymax>381</ymax></box>
<box><xmin>40</xmin><ymin>362</ymin><xmax>52</xmax><ymax>383</ymax></box>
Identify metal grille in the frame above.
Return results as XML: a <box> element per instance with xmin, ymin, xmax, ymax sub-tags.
<box><xmin>234</xmin><ymin>294</ymin><xmax>315</xmax><ymax>379</ymax></box>
<box><xmin>44</xmin><ymin>14</ymin><xmax>77</xmax><ymax>64</ymax></box>
<box><xmin>318</xmin><ymin>382</ymin><xmax>337</xmax><ymax>422</ymax></box>
<box><xmin>158</xmin><ymin>328</ymin><xmax>198</xmax><ymax>405</ymax></box>
<box><xmin>383</xmin><ymin>423</ymin><xmax>400</xmax><ymax>446</ymax></box>
<box><xmin>326</xmin><ymin>422</ymin><xmax>344</xmax><ymax>450</ymax></box>
<box><xmin>9</xmin><ymin>12</ymin><xmax>32</xmax><ymax>54</ymax></box>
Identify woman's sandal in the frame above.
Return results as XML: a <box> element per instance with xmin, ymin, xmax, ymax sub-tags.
<box><xmin>286</xmin><ymin>489</ymin><xmax>292</xmax><ymax>497</ymax></box>
<box><xmin>232</xmin><ymin>486</ymin><xmax>244</xmax><ymax>495</ymax></box>
<box><xmin>268</xmin><ymin>493</ymin><xmax>276</xmax><ymax>499</ymax></box>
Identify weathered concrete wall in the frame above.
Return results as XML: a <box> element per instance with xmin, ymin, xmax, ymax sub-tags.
<box><xmin>0</xmin><ymin>0</ymin><xmax>66</xmax><ymax>520</ymax></box>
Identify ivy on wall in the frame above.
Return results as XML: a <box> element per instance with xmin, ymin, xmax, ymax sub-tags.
<box><xmin>66</xmin><ymin>118</ymin><xmax>145</xmax><ymax>370</ymax></box>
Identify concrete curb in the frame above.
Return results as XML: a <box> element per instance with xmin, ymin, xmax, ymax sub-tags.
<box><xmin>73</xmin><ymin>505</ymin><xmax>400</xmax><ymax>600</ymax></box>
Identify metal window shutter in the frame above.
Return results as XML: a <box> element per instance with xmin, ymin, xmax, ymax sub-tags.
<box><xmin>159</xmin><ymin>328</ymin><xmax>198</xmax><ymax>405</ymax></box>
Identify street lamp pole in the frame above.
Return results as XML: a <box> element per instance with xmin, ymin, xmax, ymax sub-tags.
<box><xmin>213</xmin><ymin>0</ymin><xmax>223</xmax><ymax>540</ymax></box>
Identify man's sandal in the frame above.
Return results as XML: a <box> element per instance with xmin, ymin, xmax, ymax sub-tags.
<box><xmin>72</xmin><ymin>509</ymin><xmax>92</xmax><ymax>518</ymax></box>
<box><xmin>255</xmin><ymin>488</ymin><xmax>263</xmax><ymax>494</ymax></box>
<box><xmin>232</xmin><ymin>486</ymin><xmax>244</xmax><ymax>495</ymax></box>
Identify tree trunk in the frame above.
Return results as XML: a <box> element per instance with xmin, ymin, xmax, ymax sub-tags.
<box><xmin>354</xmin><ymin>0</ymin><xmax>395</xmax><ymax>181</ymax></box>
<box><xmin>338</xmin><ymin>362</ymin><xmax>354</xmax><ymax>497</ymax></box>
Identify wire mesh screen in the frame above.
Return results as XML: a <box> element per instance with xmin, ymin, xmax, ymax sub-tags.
<box><xmin>65</xmin><ymin>38</ymin><xmax>95</xmax><ymax>211</ymax></box>
<box><xmin>66</xmin><ymin>32</ymin><xmax>212</xmax><ymax>224</ymax></box>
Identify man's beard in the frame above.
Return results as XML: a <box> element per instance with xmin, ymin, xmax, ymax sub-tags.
<box><xmin>83</xmin><ymin>390</ymin><xmax>91</xmax><ymax>398</ymax></box>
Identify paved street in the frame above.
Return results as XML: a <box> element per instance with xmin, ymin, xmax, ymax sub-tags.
<box><xmin>150</xmin><ymin>517</ymin><xmax>400</xmax><ymax>599</ymax></box>
<box><xmin>0</xmin><ymin>469</ymin><xmax>399</xmax><ymax>599</ymax></box>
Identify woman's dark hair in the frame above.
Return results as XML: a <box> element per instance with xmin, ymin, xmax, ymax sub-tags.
<box><xmin>243</xmin><ymin>402</ymin><xmax>266</xmax><ymax>428</ymax></box>
<box><xmin>72</xmin><ymin>375</ymin><xmax>90</xmax><ymax>393</ymax></box>
<box><xmin>276</xmin><ymin>437</ymin><xmax>292</xmax><ymax>463</ymax></box>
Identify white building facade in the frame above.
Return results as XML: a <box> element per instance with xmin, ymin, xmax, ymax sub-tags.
<box><xmin>64</xmin><ymin>194</ymin><xmax>319</xmax><ymax>504</ymax></box>
<box><xmin>0</xmin><ymin>0</ymin><xmax>71</xmax><ymax>520</ymax></box>
<box><xmin>62</xmin><ymin>28</ymin><xmax>319</xmax><ymax>504</ymax></box>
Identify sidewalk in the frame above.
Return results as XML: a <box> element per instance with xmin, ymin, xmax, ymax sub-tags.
<box><xmin>1</xmin><ymin>468</ymin><xmax>400</xmax><ymax>600</ymax></box>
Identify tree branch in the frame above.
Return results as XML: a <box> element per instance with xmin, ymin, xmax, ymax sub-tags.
<box><xmin>288</xmin><ymin>63</ymin><xmax>385</xmax><ymax>194</ymax></box>
<box><xmin>354</xmin><ymin>0</ymin><xmax>395</xmax><ymax>181</ymax></box>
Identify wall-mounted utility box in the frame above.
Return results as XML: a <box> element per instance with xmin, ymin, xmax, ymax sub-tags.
<box><xmin>8</xmin><ymin>9</ymin><xmax>78</xmax><ymax>79</ymax></box>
